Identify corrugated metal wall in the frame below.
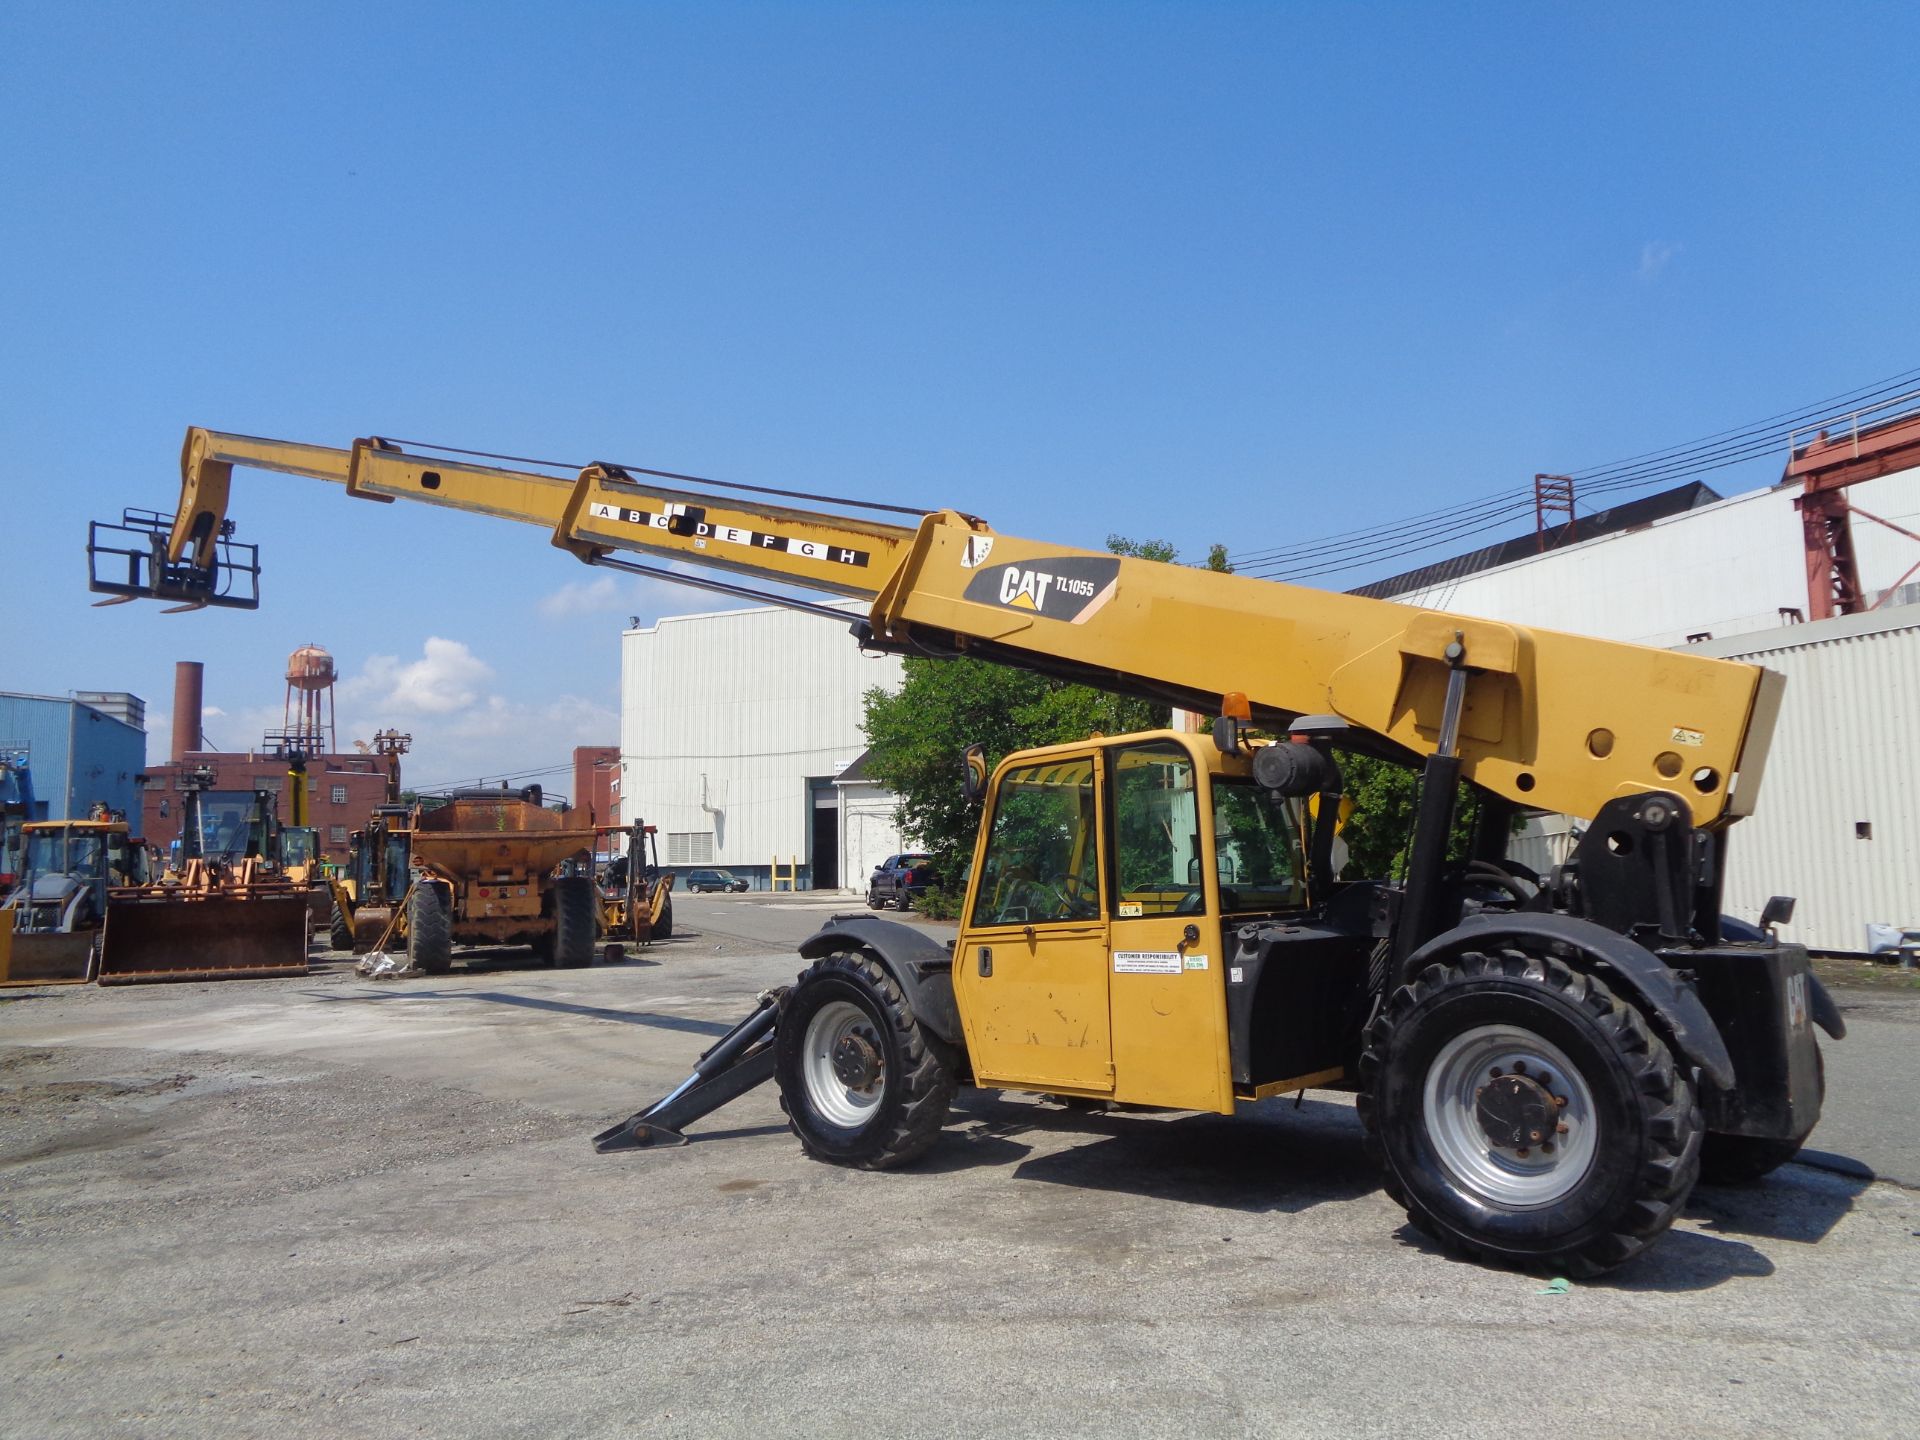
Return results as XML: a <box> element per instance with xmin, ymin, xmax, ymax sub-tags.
<box><xmin>0</xmin><ymin>692</ymin><xmax>147</xmax><ymax>821</ymax></box>
<box><xmin>620</xmin><ymin>603</ymin><xmax>904</xmax><ymax>886</ymax></box>
<box><xmin>1695</xmin><ymin>608</ymin><xmax>1920</xmax><ymax>952</ymax></box>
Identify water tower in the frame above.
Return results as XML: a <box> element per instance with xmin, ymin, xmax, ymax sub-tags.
<box><xmin>283</xmin><ymin>644</ymin><xmax>337</xmax><ymax>754</ymax></box>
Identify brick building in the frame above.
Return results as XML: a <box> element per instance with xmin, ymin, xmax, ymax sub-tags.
<box><xmin>141</xmin><ymin>748</ymin><xmax>396</xmax><ymax>863</ymax></box>
<box><xmin>572</xmin><ymin>744</ymin><xmax>620</xmax><ymax>826</ymax></box>
<box><xmin>141</xmin><ymin>659</ymin><xmax>402</xmax><ymax>864</ymax></box>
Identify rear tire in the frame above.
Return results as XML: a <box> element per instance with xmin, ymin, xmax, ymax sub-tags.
<box><xmin>1358</xmin><ymin>948</ymin><xmax>1701</xmax><ymax>1276</ymax></box>
<box><xmin>775</xmin><ymin>951</ymin><xmax>954</xmax><ymax>1169</ymax></box>
<box><xmin>328</xmin><ymin>902</ymin><xmax>354</xmax><ymax>954</ymax></box>
<box><xmin>407</xmin><ymin>881</ymin><xmax>453</xmax><ymax>975</ymax></box>
<box><xmin>896</xmin><ymin>889</ymin><xmax>913</xmax><ymax>914</ymax></box>
<box><xmin>552</xmin><ymin>876</ymin><xmax>595</xmax><ymax>968</ymax></box>
<box><xmin>866</xmin><ymin>888</ymin><xmax>884</xmax><ymax>909</ymax></box>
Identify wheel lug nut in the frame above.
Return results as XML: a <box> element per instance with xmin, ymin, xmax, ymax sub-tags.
<box><xmin>1541</xmin><ymin>1141</ymin><xmax>1555</xmax><ymax>1154</ymax></box>
<box><xmin>1490</xmin><ymin>1067</ymin><xmax>1503</xmax><ymax>1078</ymax></box>
<box><xmin>1516</xmin><ymin>1147</ymin><xmax>1530</xmax><ymax>1158</ymax></box>
<box><xmin>1553</xmin><ymin>1095</ymin><xmax>1567</xmax><ymax>1108</ymax></box>
<box><xmin>1557</xmin><ymin>1122</ymin><xmax>1568</xmax><ymax>1135</ymax></box>
<box><xmin>1513</xmin><ymin>1061</ymin><xmax>1527</xmax><ymax>1074</ymax></box>
<box><xmin>1536</xmin><ymin>1072</ymin><xmax>1552</xmax><ymax>1087</ymax></box>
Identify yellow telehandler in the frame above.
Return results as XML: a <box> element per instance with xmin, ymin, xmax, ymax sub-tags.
<box><xmin>88</xmin><ymin>426</ymin><xmax>1842</xmax><ymax>1274</ymax></box>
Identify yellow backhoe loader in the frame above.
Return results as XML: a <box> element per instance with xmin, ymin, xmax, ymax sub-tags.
<box><xmin>88</xmin><ymin>426</ymin><xmax>1843</xmax><ymax>1274</ymax></box>
<box><xmin>0</xmin><ymin>815</ymin><xmax>145</xmax><ymax>985</ymax></box>
<box><xmin>595</xmin><ymin>821</ymin><xmax>675</xmax><ymax>959</ymax></box>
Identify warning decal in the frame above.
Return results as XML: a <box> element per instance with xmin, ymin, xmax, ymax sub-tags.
<box><xmin>1113</xmin><ymin>951</ymin><xmax>1183</xmax><ymax>975</ymax></box>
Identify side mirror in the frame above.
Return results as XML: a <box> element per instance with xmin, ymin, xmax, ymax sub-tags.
<box><xmin>963</xmin><ymin>744</ymin><xmax>988</xmax><ymax>803</ymax></box>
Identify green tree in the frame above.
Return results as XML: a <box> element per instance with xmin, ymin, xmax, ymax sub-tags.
<box><xmin>1335</xmin><ymin>753</ymin><xmax>1495</xmax><ymax>882</ymax></box>
<box><xmin>862</xmin><ymin>535</ymin><xmax>1219</xmax><ymax>893</ymax></box>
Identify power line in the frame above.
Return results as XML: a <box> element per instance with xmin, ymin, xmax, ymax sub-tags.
<box><xmin>1228</xmin><ymin>365</ymin><xmax>1920</xmax><ymax>582</ymax></box>
<box><xmin>407</xmin><ymin>760</ymin><xmax>574</xmax><ymax>793</ymax></box>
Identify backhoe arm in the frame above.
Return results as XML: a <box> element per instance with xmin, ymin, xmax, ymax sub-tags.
<box><xmin>91</xmin><ymin>426</ymin><xmax>1782</xmax><ymax>828</ymax></box>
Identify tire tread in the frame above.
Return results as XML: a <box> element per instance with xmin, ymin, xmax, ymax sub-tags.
<box><xmin>778</xmin><ymin>950</ymin><xmax>954</xmax><ymax>1170</ymax></box>
<box><xmin>1357</xmin><ymin>947</ymin><xmax>1701</xmax><ymax>1276</ymax></box>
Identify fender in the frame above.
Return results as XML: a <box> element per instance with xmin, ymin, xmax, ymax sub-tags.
<box><xmin>798</xmin><ymin>914</ymin><xmax>964</xmax><ymax>1049</ymax></box>
<box><xmin>1402</xmin><ymin>911</ymin><xmax>1736</xmax><ymax>1094</ymax></box>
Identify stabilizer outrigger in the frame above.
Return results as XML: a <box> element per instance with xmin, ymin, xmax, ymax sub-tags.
<box><xmin>592</xmin><ymin>988</ymin><xmax>786</xmax><ymax>1151</ymax></box>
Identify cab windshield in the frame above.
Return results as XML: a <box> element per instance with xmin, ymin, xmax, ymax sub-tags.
<box><xmin>26</xmin><ymin>831</ymin><xmax>105</xmax><ymax>878</ymax></box>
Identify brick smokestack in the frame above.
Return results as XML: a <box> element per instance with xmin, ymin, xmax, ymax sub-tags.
<box><xmin>170</xmin><ymin>661</ymin><xmax>204</xmax><ymax>764</ymax></box>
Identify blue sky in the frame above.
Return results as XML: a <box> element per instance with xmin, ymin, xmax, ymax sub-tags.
<box><xmin>3</xmin><ymin>2</ymin><xmax>1916</xmax><ymax>794</ymax></box>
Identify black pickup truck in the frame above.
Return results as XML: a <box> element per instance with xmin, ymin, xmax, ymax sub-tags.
<box><xmin>866</xmin><ymin>853</ymin><xmax>936</xmax><ymax>911</ymax></box>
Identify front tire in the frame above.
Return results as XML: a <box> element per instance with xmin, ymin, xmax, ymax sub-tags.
<box><xmin>651</xmin><ymin>893</ymin><xmax>674</xmax><ymax>941</ymax></box>
<box><xmin>328</xmin><ymin>902</ymin><xmax>355</xmax><ymax>954</ymax></box>
<box><xmin>775</xmin><ymin>951</ymin><xmax>954</xmax><ymax>1169</ymax></box>
<box><xmin>1358</xmin><ymin>948</ymin><xmax>1701</xmax><ymax>1276</ymax></box>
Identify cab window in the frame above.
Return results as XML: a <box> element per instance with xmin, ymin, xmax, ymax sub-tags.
<box><xmin>1210</xmin><ymin>779</ymin><xmax>1306</xmax><ymax>912</ymax></box>
<box><xmin>1109</xmin><ymin>741</ymin><xmax>1203</xmax><ymax>917</ymax></box>
<box><xmin>969</xmin><ymin>756</ymin><xmax>1100</xmax><ymax>926</ymax></box>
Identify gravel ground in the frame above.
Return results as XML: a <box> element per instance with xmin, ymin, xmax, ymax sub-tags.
<box><xmin>1</xmin><ymin>927</ymin><xmax>1916</xmax><ymax>1438</ymax></box>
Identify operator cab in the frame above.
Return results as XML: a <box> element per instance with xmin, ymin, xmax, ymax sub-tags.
<box><xmin>955</xmin><ymin>729</ymin><xmax>1343</xmax><ymax>1114</ymax></box>
<box><xmin>955</xmin><ymin>722</ymin><xmax>1540</xmax><ymax>1113</ymax></box>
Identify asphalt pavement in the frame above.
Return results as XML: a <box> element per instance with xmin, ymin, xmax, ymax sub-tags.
<box><xmin>1</xmin><ymin>891</ymin><xmax>1914</xmax><ymax>1438</ymax></box>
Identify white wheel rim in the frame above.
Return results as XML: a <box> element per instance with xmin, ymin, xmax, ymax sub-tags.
<box><xmin>1422</xmin><ymin>1024</ymin><xmax>1599</xmax><ymax>1208</ymax></box>
<box><xmin>802</xmin><ymin>999</ymin><xmax>885</xmax><ymax>1130</ymax></box>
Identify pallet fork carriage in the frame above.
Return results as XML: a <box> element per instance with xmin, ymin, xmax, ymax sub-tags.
<box><xmin>94</xmin><ymin>425</ymin><xmax>1844</xmax><ymax>1274</ymax></box>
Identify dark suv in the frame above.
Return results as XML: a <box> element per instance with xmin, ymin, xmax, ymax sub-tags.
<box><xmin>685</xmin><ymin>868</ymin><xmax>749</xmax><ymax>893</ymax></box>
<box><xmin>867</xmin><ymin>853</ymin><xmax>936</xmax><ymax>911</ymax></box>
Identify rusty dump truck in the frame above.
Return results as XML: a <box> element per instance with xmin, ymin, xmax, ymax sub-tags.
<box><xmin>334</xmin><ymin>786</ymin><xmax>600</xmax><ymax>972</ymax></box>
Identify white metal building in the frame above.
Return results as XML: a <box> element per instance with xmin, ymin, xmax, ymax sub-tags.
<box><xmin>619</xmin><ymin>602</ymin><xmax>905</xmax><ymax>890</ymax></box>
<box><xmin>1379</xmin><ymin>468</ymin><xmax>1920</xmax><ymax>648</ymax></box>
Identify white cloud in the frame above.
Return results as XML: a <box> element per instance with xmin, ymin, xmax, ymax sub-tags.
<box><xmin>327</xmin><ymin>638</ymin><xmax>616</xmax><ymax>796</ymax></box>
<box><xmin>1637</xmin><ymin>241</ymin><xmax>1680</xmax><ymax>280</ymax></box>
<box><xmin>338</xmin><ymin>637</ymin><xmax>494</xmax><ymax>716</ymax></box>
<box><xmin>537</xmin><ymin>574</ymin><xmax>625</xmax><ymax>620</ymax></box>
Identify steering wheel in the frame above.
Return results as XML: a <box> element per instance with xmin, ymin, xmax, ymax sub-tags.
<box><xmin>1007</xmin><ymin>877</ymin><xmax>1072</xmax><ymax>920</ymax></box>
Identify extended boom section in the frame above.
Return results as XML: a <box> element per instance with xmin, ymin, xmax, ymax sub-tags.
<box><xmin>105</xmin><ymin>427</ymin><xmax>1775</xmax><ymax>826</ymax></box>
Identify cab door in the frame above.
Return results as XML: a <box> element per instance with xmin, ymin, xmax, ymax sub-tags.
<box><xmin>1104</xmin><ymin>738</ymin><xmax>1233</xmax><ymax>1113</ymax></box>
<box><xmin>953</xmin><ymin>752</ymin><xmax>1113</xmax><ymax>1095</ymax></box>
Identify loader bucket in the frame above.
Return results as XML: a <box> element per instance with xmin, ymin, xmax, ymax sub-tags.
<box><xmin>0</xmin><ymin>920</ymin><xmax>97</xmax><ymax>986</ymax></box>
<box><xmin>348</xmin><ymin>904</ymin><xmax>394</xmax><ymax>952</ymax></box>
<box><xmin>97</xmin><ymin>892</ymin><xmax>310</xmax><ymax>985</ymax></box>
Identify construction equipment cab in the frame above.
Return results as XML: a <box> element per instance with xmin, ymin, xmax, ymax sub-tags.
<box><xmin>0</xmin><ymin>815</ymin><xmax>146</xmax><ymax>985</ymax></box>
<box><xmin>92</xmin><ymin>426</ymin><xmax>1842</xmax><ymax>1276</ymax></box>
